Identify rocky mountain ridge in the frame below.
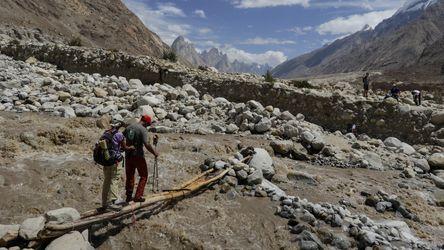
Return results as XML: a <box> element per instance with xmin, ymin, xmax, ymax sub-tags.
<box><xmin>0</xmin><ymin>0</ymin><xmax>169</xmax><ymax>58</ymax></box>
<box><xmin>172</xmin><ymin>36</ymin><xmax>271</xmax><ymax>75</ymax></box>
<box><xmin>272</xmin><ymin>0</ymin><xmax>444</xmax><ymax>78</ymax></box>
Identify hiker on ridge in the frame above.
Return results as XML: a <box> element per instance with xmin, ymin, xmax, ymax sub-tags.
<box><xmin>100</xmin><ymin>117</ymin><xmax>134</xmax><ymax>210</ymax></box>
<box><xmin>363</xmin><ymin>72</ymin><xmax>370</xmax><ymax>98</ymax></box>
<box><xmin>123</xmin><ymin>115</ymin><xmax>160</xmax><ymax>203</ymax></box>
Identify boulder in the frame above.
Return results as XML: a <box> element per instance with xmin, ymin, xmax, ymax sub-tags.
<box><xmin>57</xmin><ymin>91</ymin><xmax>71</xmax><ymax>102</ymax></box>
<box><xmin>428</xmin><ymin>153</ymin><xmax>444</xmax><ymax>169</ymax></box>
<box><xmin>46</xmin><ymin>231</ymin><xmax>93</xmax><ymax>250</ymax></box>
<box><xmin>93</xmin><ymin>87</ymin><xmax>107</xmax><ymax>98</ymax></box>
<box><xmin>254</xmin><ymin>118</ymin><xmax>271</xmax><ymax>133</ymax></box>
<box><xmin>19</xmin><ymin>216</ymin><xmax>45</xmax><ymax>240</ymax></box>
<box><xmin>248</xmin><ymin>148</ymin><xmax>275</xmax><ymax>180</ymax></box>
<box><xmin>431</xmin><ymin>111</ymin><xmax>444</xmax><ymax>125</ymax></box>
<box><xmin>129</xmin><ymin>79</ymin><xmax>144</xmax><ymax>90</ymax></box>
<box><xmin>362</xmin><ymin>152</ymin><xmax>384</xmax><ymax>170</ymax></box>
<box><xmin>247</xmin><ymin>170</ymin><xmax>263</xmax><ymax>185</ymax></box>
<box><xmin>270</xmin><ymin>140</ymin><xmax>293</xmax><ymax>155</ymax></box>
<box><xmin>96</xmin><ymin>115</ymin><xmax>111</xmax><ymax>129</ymax></box>
<box><xmin>134</xmin><ymin>105</ymin><xmax>156</xmax><ymax>118</ymax></box>
<box><xmin>60</xmin><ymin>106</ymin><xmax>76</xmax><ymax>118</ymax></box>
<box><xmin>384</xmin><ymin>137</ymin><xmax>403</xmax><ymax>148</ymax></box>
<box><xmin>45</xmin><ymin>208</ymin><xmax>81</xmax><ymax>224</ymax></box>
<box><xmin>280</xmin><ymin>111</ymin><xmax>295</xmax><ymax>121</ymax></box>
<box><xmin>301</xmin><ymin>131</ymin><xmax>315</xmax><ymax>144</ymax></box>
<box><xmin>290</xmin><ymin>143</ymin><xmax>310</xmax><ymax>161</ymax></box>
<box><xmin>411</xmin><ymin>158</ymin><xmax>430</xmax><ymax>172</ymax></box>
<box><xmin>136</xmin><ymin>95</ymin><xmax>163</xmax><ymax>107</ymax></box>
<box><xmin>226</xmin><ymin>124</ymin><xmax>239</xmax><ymax>134</ymax></box>
<box><xmin>283</xmin><ymin>124</ymin><xmax>299</xmax><ymax>138</ymax></box>
<box><xmin>182</xmin><ymin>84</ymin><xmax>199</xmax><ymax>97</ymax></box>
<box><xmin>430</xmin><ymin>174</ymin><xmax>444</xmax><ymax>189</ymax></box>
<box><xmin>0</xmin><ymin>224</ymin><xmax>19</xmax><ymax>246</ymax></box>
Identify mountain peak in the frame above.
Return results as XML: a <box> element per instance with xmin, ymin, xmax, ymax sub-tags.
<box><xmin>395</xmin><ymin>0</ymin><xmax>438</xmax><ymax>15</ymax></box>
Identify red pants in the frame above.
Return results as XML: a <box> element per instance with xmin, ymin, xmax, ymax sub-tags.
<box><xmin>125</xmin><ymin>156</ymin><xmax>148</xmax><ymax>199</ymax></box>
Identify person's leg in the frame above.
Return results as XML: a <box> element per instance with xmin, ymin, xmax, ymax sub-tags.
<box><xmin>102</xmin><ymin>166</ymin><xmax>112</xmax><ymax>207</ymax></box>
<box><xmin>125</xmin><ymin>157</ymin><xmax>136</xmax><ymax>201</ymax></box>
<box><xmin>134</xmin><ymin>157</ymin><xmax>148</xmax><ymax>200</ymax></box>
<box><xmin>419</xmin><ymin>94</ymin><xmax>422</xmax><ymax>105</ymax></box>
<box><xmin>109</xmin><ymin>162</ymin><xmax>122</xmax><ymax>202</ymax></box>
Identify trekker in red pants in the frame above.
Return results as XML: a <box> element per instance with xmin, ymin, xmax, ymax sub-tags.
<box><xmin>123</xmin><ymin>115</ymin><xmax>159</xmax><ymax>203</ymax></box>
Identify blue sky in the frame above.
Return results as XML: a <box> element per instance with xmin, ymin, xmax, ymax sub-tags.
<box><xmin>123</xmin><ymin>0</ymin><xmax>408</xmax><ymax>66</ymax></box>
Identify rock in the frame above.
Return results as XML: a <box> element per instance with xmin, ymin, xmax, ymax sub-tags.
<box><xmin>20</xmin><ymin>132</ymin><xmax>38</xmax><ymax>148</ymax></box>
<box><xmin>431</xmin><ymin>111</ymin><xmax>444</xmax><ymax>125</ymax></box>
<box><xmin>45</xmin><ymin>231</ymin><xmax>93</xmax><ymax>250</ymax></box>
<box><xmin>247</xmin><ymin>100</ymin><xmax>264</xmax><ymax>111</ymax></box>
<box><xmin>129</xmin><ymin>79</ymin><xmax>144</xmax><ymax>90</ymax></box>
<box><xmin>411</xmin><ymin>158</ymin><xmax>430</xmax><ymax>172</ymax></box>
<box><xmin>287</xmin><ymin>171</ymin><xmax>317</xmax><ymax>185</ymax></box>
<box><xmin>362</xmin><ymin>152</ymin><xmax>384</xmax><ymax>170</ymax></box>
<box><xmin>290</xmin><ymin>143</ymin><xmax>310</xmax><ymax>161</ymax></box>
<box><xmin>226</xmin><ymin>124</ymin><xmax>239</xmax><ymax>134</ymax></box>
<box><xmin>19</xmin><ymin>216</ymin><xmax>46</xmax><ymax>240</ymax></box>
<box><xmin>283</xmin><ymin>124</ymin><xmax>299</xmax><ymax>138</ymax></box>
<box><xmin>93</xmin><ymin>87</ymin><xmax>107</xmax><ymax>97</ymax></box>
<box><xmin>248</xmin><ymin>148</ymin><xmax>274</xmax><ymax>180</ymax></box>
<box><xmin>182</xmin><ymin>84</ymin><xmax>199</xmax><ymax>97</ymax></box>
<box><xmin>96</xmin><ymin>114</ymin><xmax>111</xmax><ymax>129</ymax></box>
<box><xmin>310</xmin><ymin>137</ymin><xmax>325</xmax><ymax>152</ymax></box>
<box><xmin>25</xmin><ymin>56</ymin><xmax>38</xmax><ymax>64</ymax></box>
<box><xmin>57</xmin><ymin>91</ymin><xmax>71</xmax><ymax>101</ymax></box>
<box><xmin>428</xmin><ymin>153</ymin><xmax>444</xmax><ymax>169</ymax></box>
<box><xmin>430</xmin><ymin>174</ymin><xmax>444</xmax><ymax>189</ymax></box>
<box><xmin>434</xmin><ymin>190</ymin><xmax>444</xmax><ymax>207</ymax></box>
<box><xmin>297</xmin><ymin>230</ymin><xmax>324</xmax><ymax>249</ymax></box>
<box><xmin>270</xmin><ymin>140</ymin><xmax>293</xmax><ymax>155</ymax></box>
<box><xmin>384</xmin><ymin>137</ymin><xmax>402</xmax><ymax>148</ymax></box>
<box><xmin>152</xmin><ymin>126</ymin><xmax>173</xmax><ymax>134</ymax></box>
<box><xmin>301</xmin><ymin>131</ymin><xmax>315</xmax><ymax>144</ymax></box>
<box><xmin>0</xmin><ymin>175</ymin><xmax>4</xmax><ymax>187</ymax></box>
<box><xmin>400</xmin><ymin>143</ymin><xmax>415</xmax><ymax>155</ymax></box>
<box><xmin>280</xmin><ymin>111</ymin><xmax>295</xmax><ymax>121</ymax></box>
<box><xmin>224</xmin><ymin>176</ymin><xmax>238</xmax><ymax>186</ymax></box>
<box><xmin>383</xmin><ymin>97</ymin><xmax>398</xmax><ymax>106</ymax></box>
<box><xmin>247</xmin><ymin>170</ymin><xmax>263</xmax><ymax>185</ymax></box>
<box><xmin>137</xmin><ymin>95</ymin><xmax>163</xmax><ymax>107</ymax></box>
<box><xmin>403</xmin><ymin>167</ymin><xmax>416</xmax><ymax>178</ymax></box>
<box><xmin>61</xmin><ymin>106</ymin><xmax>76</xmax><ymax>118</ymax></box>
<box><xmin>236</xmin><ymin>170</ymin><xmax>248</xmax><ymax>180</ymax></box>
<box><xmin>375</xmin><ymin>201</ymin><xmax>392</xmax><ymax>213</ymax></box>
<box><xmin>358</xmin><ymin>230</ymin><xmax>378</xmax><ymax>248</ymax></box>
<box><xmin>134</xmin><ymin>105</ymin><xmax>155</xmax><ymax>118</ymax></box>
<box><xmin>260</xmin><ymin>179</ymin><xmax>286</xmax><ymax>198</ymax></box>
<box><xmin>45</xmin><ymin>207</ymin><xmax>81</xmax><ymax>224</ymax></box>
<box><xmin>0</xmin><ymin>224</ymin><xmax>19</xmax><ymax>246</ymax></box>
<box><xmin>254</xmin><ymin>118</ymin><xmax>271</xmax><ymax>133</ymax></box>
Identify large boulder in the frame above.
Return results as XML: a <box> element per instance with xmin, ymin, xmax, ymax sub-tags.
<box><xmin>134</xmin><ymin>105</ymin><xmax>156</xmax><ymax>118</ymax></box>
<box><xmin>46</xmin><ymin>231</ymin><xmax>93</xmax><ymax>250</ymax></box>
<box><xmin>0</xmin><ymin>224</ymin><xmax>19</xmax><ymax>246</ymax></box>
<box><xmin>270</xmin><ymin>140</ymin><xmax>293</xmax><ymax>155</ymax></box>
<box><xmin>428</xmin><ymin>153</ymin><xmax>444</xmax><ymax>169</ymax></box>
<box><xmin>248</xmin><ymin>148</ymin><xmax>275</xmax><ymax>180</ymax></box>
<box><xmin>45</xmin><ymin>208</ymin><xmax>80</xmax><ymax>224</ymax></box>
<box><xmin>384</xmin><ymin>137</ymin><xmax>403</xmax><ymax>148</ymax></box>
<box><xmin>136</xmin><ymin>95</ymin><xmax>163</xmax><ymax>107</ymax></box>
<box><xmin>431</xmin><ymin>111</ymin><xmax>444</xmax><ymax>125</ymax></box>
<box><xmin>254</xmin><ymin>118</ymin><xmax>271</xmax><ymax>133</ymax></box>
<box><xmin>19</xmin><ymin>216</ymin><xmax>46</xmax><ymax>240</ymax></box>
<box><xmin>362</xmin><ymin>152</ymin><xmax>384</xmax><ymax>170</ymax></box>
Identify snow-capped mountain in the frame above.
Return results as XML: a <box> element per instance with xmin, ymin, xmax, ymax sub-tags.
<box><xmin>272</xmin><ymin>0</ymin><xmax>444</xmax><ymax>78</ymax></box>
<box><xmin>396</xmin><ymin>0</ymin><xmax>438</xmax><ymax>14</ymax></box>
<box><xmin>172</xmin><ymin>36</ymin><xmax>271</xmax><ymax>75</ymax></box>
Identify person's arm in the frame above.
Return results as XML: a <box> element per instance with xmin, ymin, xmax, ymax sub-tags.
<box><xmin>120</xmin><ymin>138</ymin><xmax>135</xmax><ymax>151</ymax></box>
<box><xmin>142</xmin><ymin>129</ymin><xmax>159</xmax><ymax>158</ymax></box>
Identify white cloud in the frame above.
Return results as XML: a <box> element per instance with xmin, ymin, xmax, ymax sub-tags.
<box><xmin>123</xmin><ymin>0</ymin><xmax>190</xmax><ymax>45</ymax></box>
<box><xmin>312</xmin><ymin>0</ymin><xmax>405</xmax><ymax>10</ymax></box>
<box><xmin>240</xmin><ymin>37</ymin><xmax>296</xmax><ymax>45</ymax></box>
<box><xmin>316</xmin><ymin>9</ymin><xmax>397</xmax><ymax>35</ymax></box>
<box><xmin>220</xmin><ymin>45</ymin><xmax>287</xmax><ymax>66</ymax></box>
<box><xmin>194</xmin><ymin>9</ymin><xmax>207</xmax><ymax>18</ymax></box>
<box><xmin>198</xmin><ymin>28</ymin><xmax>212</xmax><ymax>35</ymax></box>
<box><xmin>232</xmin><ymin>0</ymin><xmax>310</xmax><ymax>8</ymax></box>
<box><xmin>156</xmin><ymin>2</ymin><xmax>186</xmax><ymax>17</ymax></box>
<box><xmin>287</xmin><ymin>26</ymin><xmax>313</xmax><ymax>35</ymax></box>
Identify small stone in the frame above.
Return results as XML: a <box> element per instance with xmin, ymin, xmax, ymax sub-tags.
<box><xmin>0</xmin><ymin>224</ymin><xmax>20</xmax><ymax>246</ymax></box>
<box><xmin>236</xmin><ymin>170</ymin><xmax>248</xmax><ymax>180</ymax></box>
<box><xmin>93</xmin><ymin>87</ymin><xmax>108</xmax><ymax>97</ymax></box>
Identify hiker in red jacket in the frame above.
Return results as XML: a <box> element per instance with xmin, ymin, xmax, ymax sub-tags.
<box><xmin>123</xmin><ymin>115</ymin><xmax>159</xmax><ymax>203</ymax></box>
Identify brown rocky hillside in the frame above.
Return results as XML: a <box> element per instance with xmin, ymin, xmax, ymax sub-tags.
<box><xmin>0</xmin><ymin>0</ymin><xmax>169</xmax><ymax>57</ymax></box>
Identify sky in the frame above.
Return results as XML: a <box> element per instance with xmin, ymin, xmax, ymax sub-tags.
<box><xmin>123</xmin><ymin>0</ymin><xmax>408</xmax><ymax>67</ymax></box>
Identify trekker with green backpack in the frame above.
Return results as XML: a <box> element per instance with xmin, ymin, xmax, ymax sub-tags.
<box><xmin>123</xmin><ymin>115</ymin><xmax>160</xmax><ymax>203</ymax></box>
<box><xmin>94</xmin><ymin>117</ymin><xmax>135</xmax><ymax>210</ymax></box>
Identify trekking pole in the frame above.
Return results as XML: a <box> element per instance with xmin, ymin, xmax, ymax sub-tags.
<box><xmin>153</xmin><ymin>136</ymin><xmax>159</xmax><ymax>193</ymax></box>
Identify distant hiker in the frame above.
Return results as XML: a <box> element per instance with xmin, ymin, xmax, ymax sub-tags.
<box><xmin>363</xmin><ymin>73</ymin><xmax>370</xmax><ymax>97</ymax></box>
<box><xmin>94</xmin><ymin>117</ymin><xmax>134</xmax><ymax>210</ymax></box>
<box><xmin>385</xmin><ymin>84</ymin><xmax>401</xmax><ymax>100</ymax></box>
<box><xmin>123</xmin><ymin>115</ymin><xmax>160</xmax><ymax>203</ymax></box>
<box><xmin>347</xmin><ymin>123</ymin><xmax>357</xmax><ymax>134</ymax></box>
<box><xmin>411</xmin><ymin>90</ymin><xmax>421</xmax><ymax>106</ymax></box>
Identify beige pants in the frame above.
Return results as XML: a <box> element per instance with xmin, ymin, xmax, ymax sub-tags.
<box><xmin>102</xmin><ymin>161</ymin><xmax>123</xmax><ymax>206</ymax></box>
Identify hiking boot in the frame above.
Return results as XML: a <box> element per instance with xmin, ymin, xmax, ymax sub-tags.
<box><xmin>133</xmin><ymin>197</ymin><xmax>145</xmax><ymax>203</ymax></box>
<box><xmin>126</xmin><ymin>196</ymin><xmax>133</xmax><ymax>203</ymax></box>
<box><xmin>113</xmin><ymin>198</ymin><xmax>125</xmax><ymax>205</ymax></box>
